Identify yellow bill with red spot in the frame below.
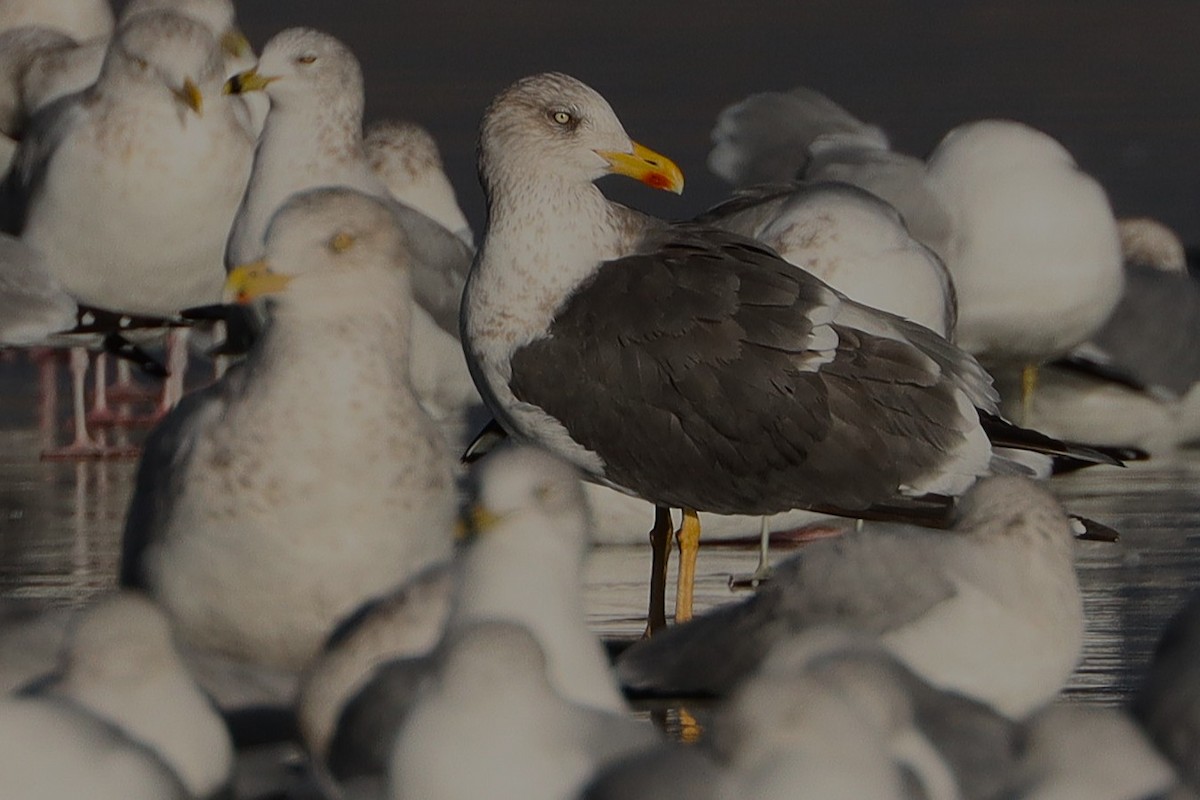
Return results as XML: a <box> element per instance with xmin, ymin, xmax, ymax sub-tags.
<box><xmin>224</xmin><ymin>262</ymin><xmax>293</xmax><ymax>304</ymax></box>
<box><xmin>596</xmin><ymin>141</ymin><xmax>684</xmax><ymax>194</ymax></box>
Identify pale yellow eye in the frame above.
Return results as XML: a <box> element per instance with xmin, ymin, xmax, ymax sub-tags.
<box><xmin>330</xmin><ymin>232</ymin><xmax>355</xmax><ymax>253</ymax></box>
<box><xmin>551</xmin><ymin>110</ymin><xmax>572</xmax><ymax>125</ymax></box>
<box><xmin>296</xmin><ymin>54</ymin><xmax>317</xmax><ymax>65</ymax></box>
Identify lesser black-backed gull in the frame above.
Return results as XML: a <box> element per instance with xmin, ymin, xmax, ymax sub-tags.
<box><xmin>464</xmin><ymin>72</ymin><xmax>1115</xmax><ymax>632</ymax></box>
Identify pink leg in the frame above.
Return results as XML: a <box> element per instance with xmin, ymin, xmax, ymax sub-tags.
<box><xmin>42</xmin><ymin>348</ymin><xmax>141</xmax><ymax>460</ymax></box>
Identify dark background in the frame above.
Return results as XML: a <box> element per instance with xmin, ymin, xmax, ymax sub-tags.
<box><xmin>127</xmin><ymin>0</ymin><xmax>1200</xmax><ymax>244</ymax></box>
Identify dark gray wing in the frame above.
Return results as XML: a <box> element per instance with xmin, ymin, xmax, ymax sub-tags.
<box><xmin>617</xmin><ymin>527</ymin><xmax>957</xmax><ymax>696</ymax></box>
<box><xmin>0</xmin><ymin>90</ymin><xmax>87</xmax><ymax>234</ymax></box>
<box><xmin>509</xmin><ymin>226</ymin><xmax>990</xmax><ymax>515</ymax></box>
<box><xmin>708</xmin><ymin>86</ymin><xmax>888</xmax><ymax>187</ymax></box>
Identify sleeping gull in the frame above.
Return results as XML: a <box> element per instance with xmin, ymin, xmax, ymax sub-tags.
<box><xmin>224</xmin><ymin>28</ymin><xmax>478</xmax><ymax>434</ymax></box>
<box><xmin>385</xmin><ymin>621</ymin><xmax>657</xmax><ymax>800</ymax></box>
<box><xmin>925</xmin><ymin>119</ymin><xmax>1125</xmax><ymax>418</ymax></box>
<box><xmin>25</xmin><ymin>592</ymin><xmax>235</xmax><ymax>799</ymax></box>
<box><xmin>463</xmin><ymin>72</ymin><xmax>1117</xmax><ymax>632</ymax></box>
<box><xmin>365</xmin><ymin>118</ymin><xmax>476</xmax><ymax>248</ymax></box>
<box><xmin>617</xmin><ymin>476</ymin><xmax>1091</xmax><ymax>718</ymax></box>
<box><xmin>121</xmin><ymin>187</ymin><xmax>456</xmax><ymax>670</ymax></box>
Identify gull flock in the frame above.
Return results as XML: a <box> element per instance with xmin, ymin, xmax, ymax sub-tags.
<box><xmin>1</xmin><ymin>1</ymin><xmax>1200</xmax><ymax>799</ymax></box>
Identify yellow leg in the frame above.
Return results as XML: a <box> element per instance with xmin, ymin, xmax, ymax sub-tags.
<box><xmin>1020</xmin><ymin>363</ymin><xmax>1038</xmax><ymax>426</ymax></box>
<box><xmin>674</xmin><ymin>508</ymin><xmax>701</xmax><ymax>624</ymax></box>
<box><xmin>643</xmin><ymin>506</ymin><xmax>674</xmax><ymax>637</ymax></box>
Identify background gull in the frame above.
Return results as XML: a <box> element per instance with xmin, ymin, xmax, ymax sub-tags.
<box><xmin>464</xmin><ymin>71</ymin><xmax>1116</xmax><ymax>632</ymax></box>
<box><xmin>121</xmin><ymin>188</ymin><xmax>455</xmax><ymax>670</ymax></box>
<box><xmin>617</xmin><ymin>476</ymin><xmax>1088</xmax><ymax>718</ymax></box>
<box><xmin>225</xmin><ymin>27</ymin><xmax>478</xmax><ymax>436</ymax></box>
<box><xmin>0</xmin><ymin>233</ymin><xmax>76</xmax><ymax>346</ymax></box>
<box><xmin>365</xmin><ymin>119</ymin><xmax>476</xmax><ymax>248</ymax></box>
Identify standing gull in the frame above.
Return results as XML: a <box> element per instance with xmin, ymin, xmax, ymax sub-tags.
<box><xmin>463</xmin><ymin>72</ymin><xmax>1115</xmax><ymax>631</ymax></box>
<box><xmin>121</xmin><ymin>188</ymin><xmax>455</xmax><ymax>670</ymax></box>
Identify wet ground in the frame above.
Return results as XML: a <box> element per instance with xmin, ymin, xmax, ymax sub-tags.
<box><xmin>3</xmin><ymin>353</ymin><xmax>1200</xmax><ymax>711</ymax></box>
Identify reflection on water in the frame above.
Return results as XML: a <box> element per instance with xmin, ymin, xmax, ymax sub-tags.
<box><xmin>3</xmin><ymin>352</ymin><xmax>1200</xmax><ymax>707</ymax></box>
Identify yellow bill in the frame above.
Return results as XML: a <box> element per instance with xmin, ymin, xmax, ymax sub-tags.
<box><xmin>174</xmin><ymin>78</ymin><xmax>203</xmax><ymax>115</ymax></box>
<box><xmin>224</xmin><ymin>262</ymin><xmax>294</xmax><ymax>304</ymax></box>
<box><xmin>596</xmin><ymin>141</ymin><xmax>684</xmax><ymax>194</ymax></box>
<box><xmin>224</xmin><ymin>67</ymin><xmax>277</xmax><ymax>95</ymax></box>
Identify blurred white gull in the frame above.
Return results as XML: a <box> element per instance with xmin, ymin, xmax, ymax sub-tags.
<box><xmin>386</xmin><ymin>621</ymin><xmax>657</xmax><ymax>800</ymax></box>
<box><xmin>297</xmin><ymin>446</ymin><xmax>628</xmax><ymax>795</ymax></box>
<box><xmin>618</xmin><ymin>476</ymin><xmax>1089</xmax><ymax>718</ymax></box>
<box><xmin>121</xmin><ymin>188</ymin><xmax>456</xmax><ymax>670</ymax></box>
<box><xmin>26</xmin><ymin>592</ymin><xmax>235</xmax><ymax>799</ymax></box>
<box><xmin>225</xmin><ymin>28</ymin><xmax>479</xmax><ymax>435</ymax></box>
<box><xmin>0</xmin><ymin>233</ymin><xmax>75</xmax><ymax>345</ymax></box>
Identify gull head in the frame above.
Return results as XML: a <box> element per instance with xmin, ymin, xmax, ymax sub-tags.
<box><xmin>103</xmin><ymin>10</ymin><xmax>225</xmax><ymax>115</ymax></box>
<box><xmin>463</xmin><ymin>445</ymin><xmax>592</xmax><ymax>556</ymax></box>
<box><xmin>226</xmin><ymin>27</ymin><xmax>361</xmax><ymax>113</ymax></box>
<box><xmin>225</xmin><ymin>187</ymin><xmax>409</xmax><ymax>303</ymax></box>
<box><xmin>479</xmin><ymin>71</ymin><xmax>683</xmax><ymax>196</ymax></box>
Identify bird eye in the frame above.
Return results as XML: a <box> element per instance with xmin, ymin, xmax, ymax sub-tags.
<box><xmin>330</xmin><ymin>232</ymin><xmax>355</xmax><ymax>253</ymax></box>
<box><xmin>550</xmin><ymin>110</ymin><xmax>573</xmax><ymax>126</ymax></box>
<box><xmin>296</xmin><ymin>54</ymin><xmax>318</xmax><ymax>65</ymax></box>
<box><xmin>130</xmin><ymin>56</ymin><xmax>149</xmax><ymax>70</ymax></box>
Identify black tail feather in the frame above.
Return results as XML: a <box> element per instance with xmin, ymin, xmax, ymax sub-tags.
<box><xmin>979</xmin><ymin>410</ymin><xmax>1125</xmax><ymax>468</ymax></box>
